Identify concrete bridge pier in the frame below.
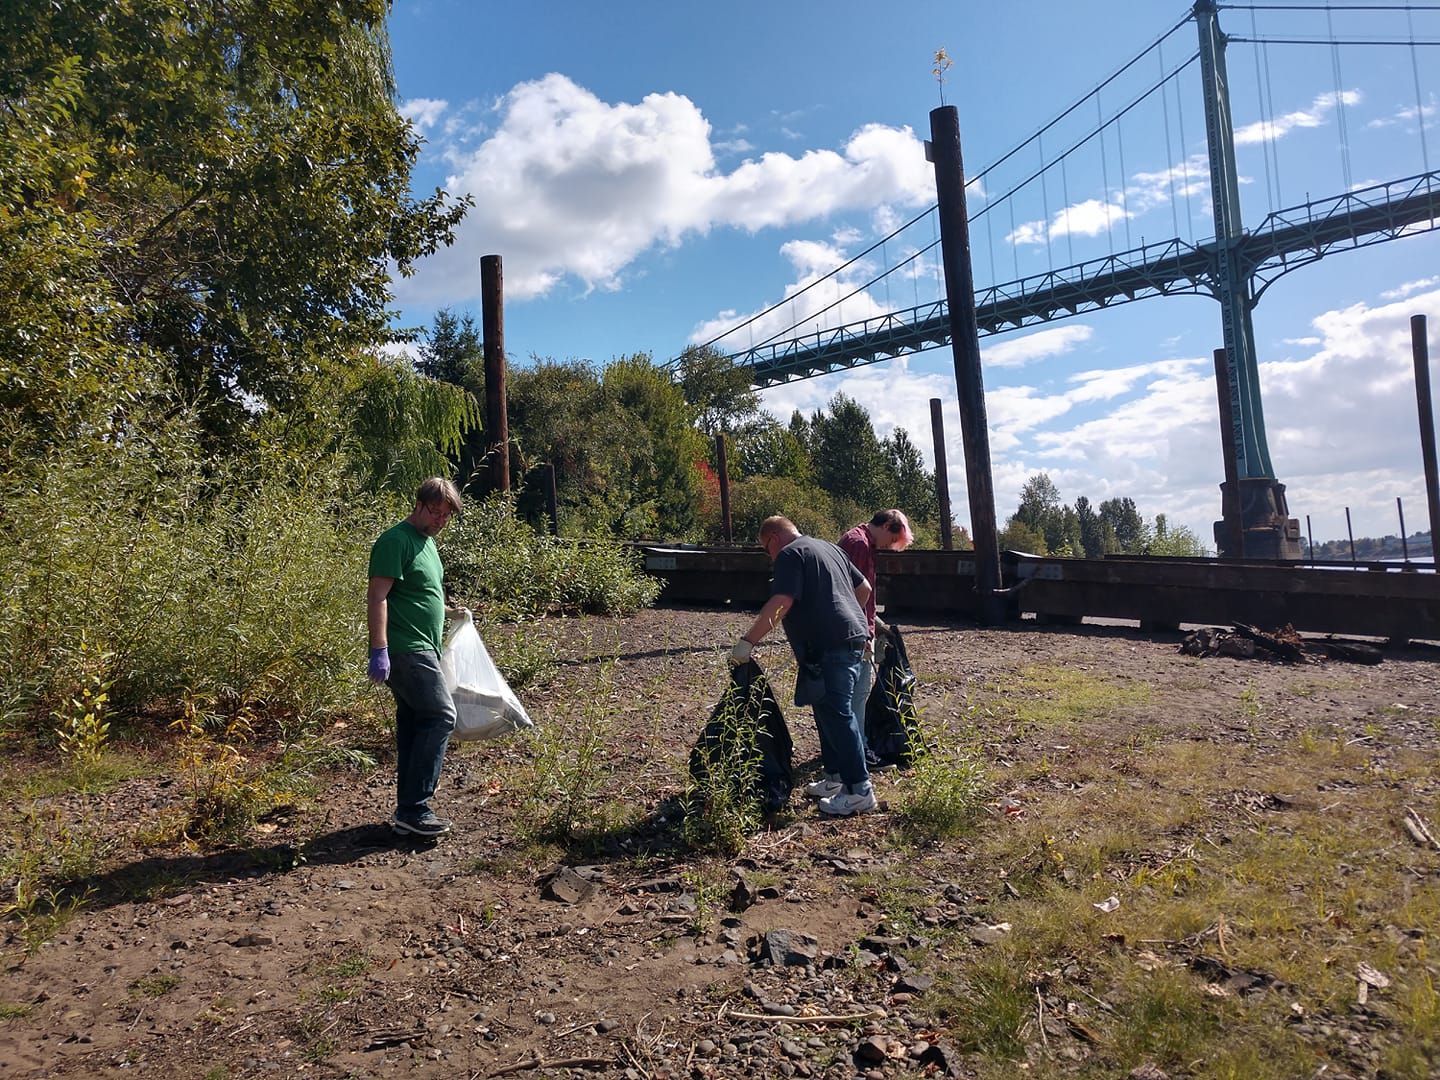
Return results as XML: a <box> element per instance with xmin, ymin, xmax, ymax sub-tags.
<box><xmin>1215</xmin><ymin>478</ymin><xmax>1303</xmax><ymax>560</ymax></box>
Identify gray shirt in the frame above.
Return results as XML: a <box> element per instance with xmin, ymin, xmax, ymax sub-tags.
<box><xmin>771</xmin><ymin>536</ymin><xmax>868</xmax><ymax>653</ymax></box>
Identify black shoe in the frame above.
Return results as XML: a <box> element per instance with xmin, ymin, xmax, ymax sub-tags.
<box><xmin>390</xmin><ymin>812</ymin><xmax>452</xmax><ymax>837</ymax></box>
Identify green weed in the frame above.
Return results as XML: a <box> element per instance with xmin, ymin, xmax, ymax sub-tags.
<box><xmin>892</xmin><ymin>713</ymin><xmax>986</xmax><ymax>841</ymax></box>
<box><xmin>51</xmin><ymin>632</ymin><xmax>114</xmax><ymax>772</ymax></box>
<box><xmin>681</xmin><ymin>868</ymin><xmax>729</xmax><ymax>935</ymax></box>
<box><xmin>323</xmin><ymin>951</ymin><xmax>373</xmax><ymax>980</ymax></box>
<box><xmin>934</xmin><ymin>954</ymin><xmax>1031</xmax><ymax>1057</ymax></box>
<box><xmin>513</xmin><ymin>681</ymin><xmax>628</xmax><ymax>848</ymax></box>
<box><xmin>682</xmin><ymin>687</ymin><xmax>767</xmax><ymax>855</ymax></box>
<box><xmin>0</xmin><ymin>804</ymin><xmax>112</xmax><ymax>950</ymax></box>
<box><xmin>1238</xmin><ymin>681</ymin><xmax>1261</xmax><ymax>725</ymax></box>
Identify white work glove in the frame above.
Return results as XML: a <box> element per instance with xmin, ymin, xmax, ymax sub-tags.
<box><xmin>729</xmin><ymin>638</ymin><xmax>754</xmax><ymax>666</ymax></box>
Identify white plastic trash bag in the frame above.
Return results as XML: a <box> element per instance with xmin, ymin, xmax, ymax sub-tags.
<box><xmin>439</xmin><ymin>618</ymin><xmax>534</xmax><ymax>742</ymax></box>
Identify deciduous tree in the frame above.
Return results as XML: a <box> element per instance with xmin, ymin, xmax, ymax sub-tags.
<box><xmin>1</xmin><ymin>0</ymin><xmax>469</xmax><ymax>449</ymax></box>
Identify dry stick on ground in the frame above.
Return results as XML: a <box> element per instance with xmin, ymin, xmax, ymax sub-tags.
<box><xmin>724</xmin><ymin>1008</ymin><xmax>886</xmax><ymax>1024</ymax></box>
<box><xmin>486</xmin><ymin>1055</ymin><xmax>613</xmax><ymax>1078</ymax></box>
<box><xmin>1402</xmin><ymin>806</ymin><xmax>1439</xmax><ymax>851</ymax></box>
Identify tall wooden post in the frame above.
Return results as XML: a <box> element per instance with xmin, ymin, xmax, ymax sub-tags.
<box><xmin>1212</xmin><ymin>348</ymin><xmax>1245</xmax><ymax>558</ymax></box>
<box><xmin>1411</xmin><ymin>314</ymin><xmax>1440</xmax><ymax>556</ymax></box>
<box><xmin>542</xmin><ymin>463</ymin><xmax>559</xmax><ymax>536</ymax></box>
<box><xmin>929</xmin><ymin>397</ymin><xmax>954</xmax><ymax>551</ymax></box>
<box><xmin>715</xmin><ymin>433</ymin><xmax>733</xmax><ymax>544</ymax></box>
<box><xmin>480</xmin><ymin>254</ymin><xmax>510</xmax><ymax>493</ymax></box>
<box><xmin>929</xmin><ymin>105</ymin><xmax>1005</xmax><ymax>622</ymax></box>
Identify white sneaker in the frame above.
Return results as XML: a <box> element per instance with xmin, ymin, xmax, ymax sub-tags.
<box><xmin>818</xmin><ymin>784</ymin><xmax>878</xmax><ymax>817</ymax></box>
<box><xmin>804</xmin><ymin>773</ymin><xmax>843</xmax><ymax>798</ymax></box>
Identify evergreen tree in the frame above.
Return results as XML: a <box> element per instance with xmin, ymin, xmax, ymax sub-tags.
<box><xmin>417</xmin><ymin>309</ymin><xmax>487</xmax><ymax>493</ymax></box>
<box><xmin>1099</xmin><ymin>497</ymin><xmax>1150</xmax><ymax>554</ymax></box>
<box><xmin>883</xmin><ymin>427</ymin><xmax>938</xmax><ymax>523</ymax></box>
<box><xmin>1075</xmin><ymin>496</ymin><xmax>1118</xmax><ymax>558</ymax></box>
<box><xmin>811</xmin><ymin>393</ymin><xmax>889</xmax><ymax>509</ymax></box>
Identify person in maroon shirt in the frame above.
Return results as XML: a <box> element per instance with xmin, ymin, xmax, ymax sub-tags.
<box><xmin>837</xmin><ymin>509</ymin><xmax>914</xmax><ymax>757</ymax></box>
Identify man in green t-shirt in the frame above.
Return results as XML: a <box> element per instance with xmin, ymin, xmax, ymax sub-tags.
<box><xmin>367</xmin><ymin>477</ymin><xmax>466</xmax><ymax>837</ymax></box>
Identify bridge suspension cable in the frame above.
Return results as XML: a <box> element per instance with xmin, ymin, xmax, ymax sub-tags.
<box><xmin>1228</xmin><ymin>35</ymin><xmax>1440</xmax><ymax>45</ymax></box>
<box><xmin>1219</xmin><ymin>4</ymin><xmax>1440</xmax><ymax>11</ymax></box>
<box><xmin>695</xmin><ymin>1</ymin><xmax>1440</xmax><ymax>378</ymax></box>
<box><xmin>688</xmin><ymin>11</ymin><xmax>1197</xmax><ymax>361</ymax></box>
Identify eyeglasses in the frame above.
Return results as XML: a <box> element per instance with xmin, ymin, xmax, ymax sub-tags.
<box><xmin>425</xmin><ymin>503</ymin><xmax>456</xmax><ymax>522</ymax></box>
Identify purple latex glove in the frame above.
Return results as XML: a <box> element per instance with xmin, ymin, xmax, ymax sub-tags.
<box><xmin>368</xmin><ymin>645</ymin><xmax>390</xmax><ymax>683</ymax></box>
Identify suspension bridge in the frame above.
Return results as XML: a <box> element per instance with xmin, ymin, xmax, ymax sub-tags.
<box><xmin>692</xmin><ymin>0</ymin><xmax>1440</xmax><ymax>573</ymax></box>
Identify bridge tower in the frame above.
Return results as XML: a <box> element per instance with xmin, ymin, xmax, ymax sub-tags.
<box><xmin>1195</xmin><ymin>0</ymin><xmax>1303</xmax><ymax>559</ymax></box>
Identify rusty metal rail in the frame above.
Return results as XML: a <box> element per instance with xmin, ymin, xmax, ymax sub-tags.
<box><xmin>637</xmin><ymin>545</ymin><xmax>1440</xmax><ymax>642</ymax></box>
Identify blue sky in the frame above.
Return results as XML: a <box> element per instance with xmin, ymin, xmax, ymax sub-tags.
<box><xmin>386</xmin><ymin>0</ymin><xmax>1440</xmax><ymax>550</ymax></box>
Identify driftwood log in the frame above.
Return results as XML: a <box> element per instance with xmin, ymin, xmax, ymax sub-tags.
<box><xmin>1180</xmin><ymin>624</ymin><xmax>1382</xmax><ymax>665</ymax></box>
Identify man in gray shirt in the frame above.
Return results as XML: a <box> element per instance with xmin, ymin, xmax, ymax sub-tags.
<box><xmin>730</xmin><ymin>515</ymin><xmax>876</xmax><ymax>816</ymax></box>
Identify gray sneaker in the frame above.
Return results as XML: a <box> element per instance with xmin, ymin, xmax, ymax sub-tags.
<box><xmin>804</xmin><ymin>773</ymin><xmax>843</xmax><ymax>798</ymax></box>
<box><xmin>818</xmin><ymin>784</ymin><xmax>877</xmax><ymax>817</ymax></box>
<box><xmin>390</xmin><ymin>812</ymin><xmax>453</xmax><ymax>837</ymax></box>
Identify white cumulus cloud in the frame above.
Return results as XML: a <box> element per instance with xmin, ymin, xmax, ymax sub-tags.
<box><xmin>402</xmin><ymin>97</ymin><xmax>448</xmax><ymax>131</ymax></box>
<box><xmin>398</xmin><ymin>75</ymin><xmax>932</xmax><ymax>305</ymax></box>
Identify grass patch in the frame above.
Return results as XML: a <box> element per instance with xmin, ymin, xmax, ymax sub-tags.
<box><xmin>131</xmin><ymin>974</ymin><xmax>181</xmax><ymax>998</ymax></box>
<box><xmin>0</xmin><ymin>804</ymin><xmax>114</xmax><ymax>951</ymax></box>
<box><xmin>932</xmin><ymin>953</ymin><xmax>1031</xmax><ymax>1057</ymax></box>
<box><xmin>1014</xmin><ymin>663</ymin><xmax>1151</xmax><ymax>727</ymax></box>
<box><xmin>0</xmin><ymin>752</ymin><xmax>157</xmax><ymax>800</ymax></box>
<box><xmin>929</xmin><ymin>682</ymin><xmax>1440</xmax><ymax>1078</ymax></box>
<box><xmin>974</xmin><ymin>663</ymin><xmax>1154</xmax><ymax>738</ymax></box>
<box><xmin>322</xmin><ymin>951</ymin><xmax>373</xmax><ymax>980</ymax></box>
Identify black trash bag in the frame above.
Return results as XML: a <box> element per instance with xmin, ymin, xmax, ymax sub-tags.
<box><xmin>864</xmin><ymin>624</ymin><xmax>922</xmax><ymax>768</ymax></box>
<box><xmin>688</xmin><ymin>659</ymin><xmax>793</xmax><ymax>813</ymax></box>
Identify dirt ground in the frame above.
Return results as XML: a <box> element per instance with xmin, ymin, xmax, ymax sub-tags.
<box><xmin>1</xmin><ymin>606</ymin><xmax>1437</xmax><ymax>1079</ymax></box>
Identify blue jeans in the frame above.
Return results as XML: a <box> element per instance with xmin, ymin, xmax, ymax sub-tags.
<box><xmin>813</xmin><ymin>645</ymin><xmax>869</xmax><ymax>789</ymax></box>
<box><xmin>849</xmin><ymin>637</ymin><xmax>888</xmax><ymax>753</ymax></box>
<box><xmin>387</xmin><ymin>649</ymin><xmax>456</xmax><ymax>821</ymax></box>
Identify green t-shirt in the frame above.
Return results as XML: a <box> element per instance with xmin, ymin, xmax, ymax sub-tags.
<box><xmin>368</xmin><ymin>521</ymin><xmax>445</xmax><ymax>655</ymax></box>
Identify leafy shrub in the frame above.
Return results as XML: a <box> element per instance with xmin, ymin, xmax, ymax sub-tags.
<box><xmin>0</xmin><ymin>804</ymin><xmax>114</xmax><ymax>950</ymax></box>
<box><xmin>441</xmin><ymin>495</ymin><xmax>660</xmax><ymax>618</ymax></box>
<box><xmin>0</xmin><ymin>429</ymin><xmax>390</xmax><ymax>746</ymax></box>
